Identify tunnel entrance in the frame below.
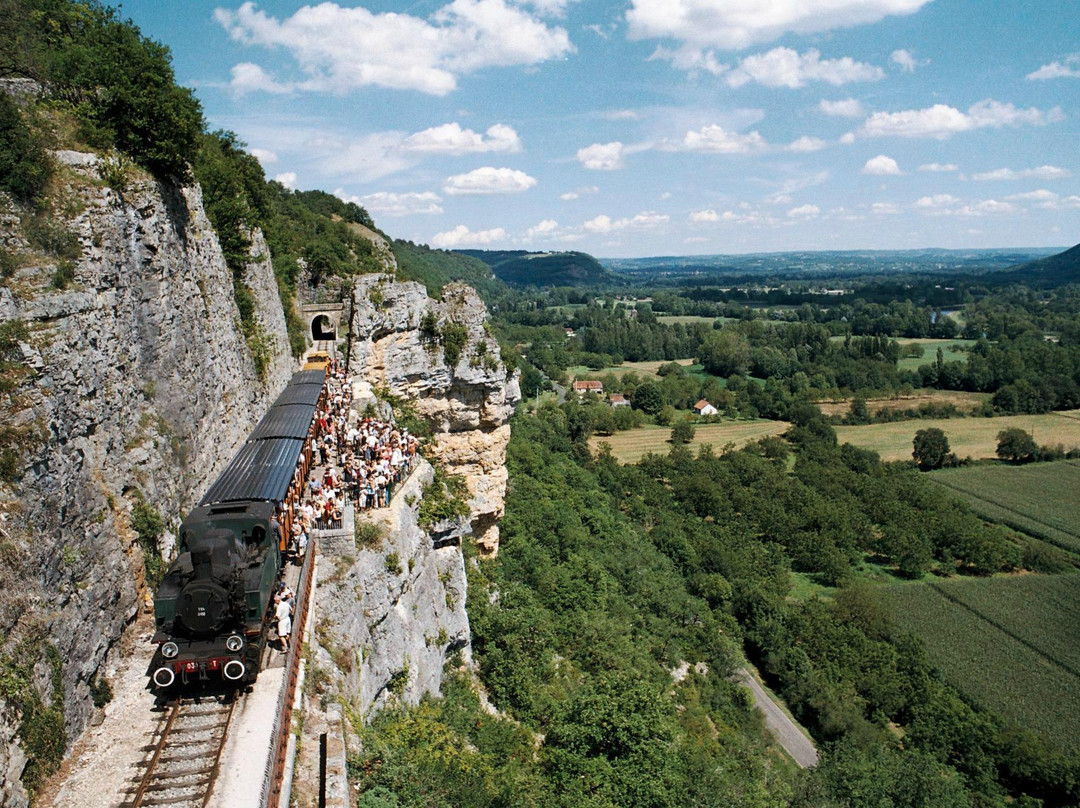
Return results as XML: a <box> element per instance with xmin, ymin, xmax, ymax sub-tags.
<box><xmin>311</xmin><ymin>314</ymin><xmax>336</xmax><ymax>340</ymax></box>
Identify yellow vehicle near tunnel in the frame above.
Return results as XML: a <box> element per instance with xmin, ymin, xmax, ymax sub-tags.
<box><xmin>303</xmin><ymin>351</ymin><xmax>330</xmax><ymax>371</ymax></box>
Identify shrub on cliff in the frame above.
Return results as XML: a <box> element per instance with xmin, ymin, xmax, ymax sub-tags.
<box><xmin>0</xmin><ymin>93</ymin><xmax>51</xmax><ymax>204</ymax></box>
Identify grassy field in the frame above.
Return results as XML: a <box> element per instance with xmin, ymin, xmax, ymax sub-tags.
<box><xmin>835</xmin><ymin>411</ymin><xmax>1080</xmax><ymax>461</ymax></box>
<box><xmin>589</xmin><ymin>420</ymin><xmax>790</xmax><ymax>464</ymax></box>
<box><xmin>930</xmin><ymin>461</ymin><xmax>1080</xmax><ymax>553</ymax></box>
<box><xmin>656</xmin><ymin>315</ymin><xmax>739</xmax><ymax>325</ymax></box>
<box><xmin>567</xmin><ymin>358</ymin><xmax>696</xmax><ymax>381</ymax></box>
<box><xmin>893</xmin><ymin>338</ymin><xmax>979</xmax><ymax>371</ymax></box>
<box><xmin>816</xmin><ymin>390</ymin><xmax>989</xmax><ymax>417</ymax></box>
<box><xmin>881</xmin><ymin>573</ymin><xmax>1080</xmax><ymax>751</ymax></box>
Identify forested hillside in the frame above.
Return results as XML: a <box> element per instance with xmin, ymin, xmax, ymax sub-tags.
<box><xmin>460</xmin><ymin>249</ymin><xmax>614</xmax><ymax>286</ymax></box>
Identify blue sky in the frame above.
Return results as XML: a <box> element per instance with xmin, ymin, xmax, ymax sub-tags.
<box><xmin>122</xmin><ymin>0</ymin><xmax>1079</xmax><ymax>257</ymax></box>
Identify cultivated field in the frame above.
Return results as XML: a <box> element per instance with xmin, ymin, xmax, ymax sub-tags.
<box><xmin>931</xmin><ymin>461</ymin><xmax>1080</xmax><ymax>553</ymax></box>
<box><xmin>589</xmin><ymin>420</ymin><xmax>789</xmax><ymax>463</ymax></box>
<box><xmin>835</xmin><ymin>411</ymin><xmax>1080</xmax><ymax>461</ymax></box>
<box><xmin>893</xmin><ymin>338</ymin><xmax>978</xmax><ymax>371</ymax></box>
<box><xmin>568</xmin><ymin>358</ymin><xmax>696</xmax><ymax>381</ymax></box>
<box><xmin>815</xmin><ymin>390</ymin><xmax>989</xmax><ymax>417</ymax></box>
<box><xmin>882</xmin><ymin>573</ymin><xmax>1080</xmax><ymax>751</ymax></box>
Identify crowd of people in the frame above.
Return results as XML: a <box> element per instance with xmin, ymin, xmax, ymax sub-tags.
<box><xmin>283</xmin><ymin>358</ymin><xmax>422</xmax><ymax>565</ymax></box>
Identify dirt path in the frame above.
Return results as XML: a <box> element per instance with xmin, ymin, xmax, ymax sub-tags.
<box><xmin>736</xmin><ymin>668</ymin><xmax>819</xmax><ymax>768</ymax></box>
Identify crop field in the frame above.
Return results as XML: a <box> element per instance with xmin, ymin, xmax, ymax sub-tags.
<box><xmin>568</xmin><ymin>358</ymin><xmax>696</xmax><ymax>381</ymax></box>
<box><xmin>589</xmin><ymin>420</ymin><xmax>790</xmax><ymax>464</ymax></box>
<box><xmin>931</xmin><ymin>461</ymin><xmax>1080</xmax><ymax>553</ymax></box>
<box><xmin>893</xmin><ymin>338</ymin><xmax>979</xmax><ymax>371</ymax></box>
<box><xmin>656</xmin><ymin>315</ymin><xmax>733</xmax><ymax>325</ymax></box>
<box><xmin>835</xmin><ymin>411</ymin><xmax>1080</xmax><ymax>461</ymax></box>
<box><xmin>815</xmin><ymin>390</ymin><xmax>989</xmax><ymax>417</ymax></box>
<box><xmin>882</xmin><ymin>574</ymin><xmax>1080</xmax><ymax>751</ymax></box>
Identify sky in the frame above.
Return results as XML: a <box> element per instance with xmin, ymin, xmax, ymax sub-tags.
<box><xmin>120</xmin><ymin>0</ymin><xmax>1080</xmax><ymax>258</ymax></box>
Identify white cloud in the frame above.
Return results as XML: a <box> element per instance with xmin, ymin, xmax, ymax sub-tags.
<box><xmin>871</xmin><ymin>202</ymin><xmax>902</xmax><ymax>214</ymax></box>
<box><xmin>787</xmin><ymin>135</ymin><xmax>827</xmax><ymax>153</ymax></box>
<box><xmin>862</xmin><ymin>155</ymin><xmax>902</xmax><ymax>175</ymax></box>
<box><xmin>626</xmin><ymin>0</ymin><xmax>932</xmax><ymax>52</ymax></box>
<box><xmin>689</xmin><ymin>209</ymin><xmax>720</xmax><ymax>222</ymax></box>
<box><xmin>216</xmin><ymin>0</ymin><xmax>574</xmax><ymax>97</ymax></box>
<box><xmin>443</xmin><ymin>166</ymin><xmax>537</xmax><ymax>195</ymax></box>
<box><xmin>577</xmin><ymin>141</ymin><xmax>625</xmax><ymax>170</ymax></box>
<box><xmin>1027</xmin><ymin>54</ymin><xmax>1080</xmax><ymax>80</ymax></box>
<box><xmin>839</xmin><ymin>132</ymin><xmax>857</xmax><ymax>145</ymax></box>
<box><xmin>602</xmin><ymin>109</ymin><xmax>640</xmax><ymax>120</ymax></box>
<box><xmin>918</xmin><ymin>162</ymin><xmax>958</xmax><ymax>172</ymax></box>
<box><xmin>858</xmin><ymin>99</ymin><xmax>1065</xmax><ymax>139</ymax></box>
<box><xmin>349</xmin><ymin>190</ymin><xmax>444</xmax><ymax>216</ymax></box>
<box><xmin>229</xmin><ymin>62</ymin><xmax>294</xmax><ymax>95</ymax></box>
<box><xmin>819</xmin><ymin>98</ymin><xmax>865</xmax><ymax>118</ymax></box>
<box><xmin>890</xmin><ymin>48</ymin><xmax>918</xmax><ymax>72</ymax></box>
<box><xmin>525</xmin><ymin>219</ymin><xmax>559</xmax><ymax>238</ymax></box>
<box><xmin>914</xmin><ymin>194</ymin><xmax>961</xmax><ymax>212</ymax></box>
<box><xmin>1004</xmin><ymin>189</ymin><xmax>1058</xmax><ymax>202</ymax></box>
<box><xmin>787</xmin><ymin>204</ymin><xmax>820</xmax><ymax>218</ymax></box>
<box><xmin>725</xmin><ymin>47</ymin><xmax>883</xmax><ymax>88</ymax></box>
<box><xmin>583</xmin><ymin>211</ymin><xmax>669</xmax><ymax>233</ymax></box>
<box><xmin>274</xmin><ymin>171</ymin><xmax>298</xmax><ymax>189</ymax></box>
<box><xmin>249</xmin><ymin>147</ymin><xmax>278</xmax><ymax>164</ymax></box>
<box><xmin>431</xmin><ymin>224</ymin><xmax>509</xmax><ymax>248</ymax></box>
<box><xmin>971</xmin><ymin>165</ymin><xmax>1071</xmax><ymax>181</ymax></box>
<box><xmin>560</xmin><ymin>185</ymin><xmax>599</xmax><ymax>200</ymax></box>
<box><xmin>682</xmin><ymin>124</ymin><xmax>767</xmax><ymax>154</ymax></box>
<box><xmin>956</xmin><ymin>199</ymin><xmax>1016</xmax><ymax>216</ymax></box>
<box><xmin>402</xmin><ymin>122</ymin><xmax>521</xmax><ymax>154</ymax></box>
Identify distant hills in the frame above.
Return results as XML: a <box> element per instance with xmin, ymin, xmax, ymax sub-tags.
<box><xmin>458</xmin><ymin>250</ymin><xmax>615</xmax><ymax>286</ymax></box>
<box><xmin>392</xmin><ymin>240</ymin><xmax>504</xmax><ymax>298</ymax></box>
<box><xmin>996</xmin><ymin>243</ymin><xmax>1080</xmax><ymax>287</ymax></box>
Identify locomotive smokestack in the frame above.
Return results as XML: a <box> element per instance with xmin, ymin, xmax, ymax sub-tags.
<box><xmin>191</xmin><ymin>548</ymin><xmax>212</xmax><ymax>580</ymax></box>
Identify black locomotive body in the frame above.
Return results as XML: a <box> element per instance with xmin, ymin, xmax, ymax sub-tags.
<box><xmin>148</xmin><ymin>369</ymin><xmax>326</xmax><ymax>690</ymax></box>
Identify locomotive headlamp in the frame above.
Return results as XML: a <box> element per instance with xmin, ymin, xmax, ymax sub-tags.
<box><xmin>225</xmin><ymin>635</ymin><xmax>244</xmax><ymax>652</ymax></box>
<box><xmin>161</xmin><ymin>641</ymin><xmax>179</xmax><ymax>659</ymax></box>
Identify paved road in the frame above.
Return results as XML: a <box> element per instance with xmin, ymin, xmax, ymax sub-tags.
<box><xmin>736</xmin><ymin>668</ymin><xmax>819</xmax><ymax>768</ymax></box>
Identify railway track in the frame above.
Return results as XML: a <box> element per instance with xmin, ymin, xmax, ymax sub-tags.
<box><xmin>124</xmin><ymin>694</ymin><xmax>237</xmax><ymax>808</ymax></box>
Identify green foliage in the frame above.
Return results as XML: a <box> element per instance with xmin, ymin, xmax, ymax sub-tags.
<box><xmin>387</xmin><ymin>660</ymin><xmax>409</xmax><ymax>695</ymax></box>
<box><xmin>912</xmin><ymin>427</ymin><xmax>951</xmax><ymax>470</ymax></box>
<box><xmin>440</xmin><ymin>322</ymin><xmax>468</xmax><ymax>367</ymax></box>
<box><xmin>0</xmin><ymin>91</ymin><xmax>51</xmax><ymax>204</ymax></box>
<box><xmin>50</xmin><ymin>258</ymin><xmax>75</xmax><ymax>289</ymax></box>
<box><xmin>23</xmin><ymin>214</ymin><xmax>80</xmax><ymax>260</ymax></box>
<box><xmin>418</xmin><ymin>467</ymin><xmax>470</xmax><ymax>529</ymax></box>
<box><xmin>459</xmin><ymin>249</ymin><xmax>612</xmax><ymax>287</ymax></box>
<box><xmin>7</xmin><ymin>0</ymin><xmax>204</xmax><ymax>179</ymax></box>
<box><xmin>670</xmin><ymin>419</ymin><xmax>695</xmax><ymax>445</ymax></box>
<box><xmin>89</xmin><ymin>674</ymin><xmax>112</xmax><ymax>708</ymax></box>
<box><xmin>131</xmin><ymin>496</ymin><xmax>166</xmax><ymax>588</ymax></box>
<box><xmin>391</xmin><ymin>240</ymin><xmax>504</xmax><ymax>299</ymax></box>
<box><xmin>631</xmin><ymin>380</ymin><xmax>662</xmax><ymax>414</ymax></box>
<box><xmin>0</xmin><ymin>637</ymin><xmax>67</xmax><ymax>799</ymax></box>
<box><xmin>384</xmin><ymin>551</ymin><xmax>402</xmax><ymax>575</ymax></box>
<box><xmin>355</xmin><ymin>520</ymin><xmax>386</xmax><ymax>550</ymax></box>
<box><xmin>996</xmin><ymin>427</ymin><xmax>1038</xmax><ymax>463</ymax></box>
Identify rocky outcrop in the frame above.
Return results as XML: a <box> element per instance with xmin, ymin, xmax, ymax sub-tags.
<box><xmin>348</xmin><ymin>275</ymin><xmax>519</xmax><ymax>555</ymax></box>
<box><xmin>312</xmin><ymin>462</ymin><xmax>470</xmax><ymax>721</ymax></box>
<box><xmin>0</xmin><ymin>154</ymin><xmax>291</xmax><ymax>806</ymax></box>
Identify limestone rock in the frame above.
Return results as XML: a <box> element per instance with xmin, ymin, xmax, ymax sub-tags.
<box><xmin>0</xmin><ymin>170</ymin><xmax>292</xmax><ymax>806</ymax></box>
<box><xmin>349</xmin><ymin>275</ymin><xmax>519</xmax><ymax>555</ymax></box>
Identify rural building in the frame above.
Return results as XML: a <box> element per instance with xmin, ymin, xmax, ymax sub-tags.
<box><xmin>693</xmin><ymin>399</ymin><xmax>719</xmax><ymax>416</ymax></box>
<box><xmin>609</xmin><ymin>394</ymin><xmax>630</xmax><ymax>408</ymax></box>
<box><xmin>572</xmin><ymin>380</ymin><xmax>604</xmax><ymax>396</ymax></box>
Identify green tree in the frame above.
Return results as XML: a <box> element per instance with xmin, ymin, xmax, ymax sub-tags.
<box><xmin>670</xmin><ymin>420</ymin><xmax>695</xmax><ymax>445</ymax></box>
<box><xmin>912</xmin><ymin>428</ymin><xmax>950</xmax><ymax>471</ymax></box>
<box><xmin>996</xmin><ymin>427</ymin><xmax>1038</xmax><ymax>464</ymax></box>
<box><xmin>631</xmin><ymin>381</ymin><xmax>662</xmax><ymax>415</ymax></box>
<box><xmin>0</xmin><ymin>93</ymin><xmax>51</xmax><ymax>203</ymax></box>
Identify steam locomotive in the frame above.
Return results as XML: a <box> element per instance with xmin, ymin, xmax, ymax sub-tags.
<box><xmin>147</xmin><ymin>368</ymin><xmax>327</xmax><ymax>690</ymax></box>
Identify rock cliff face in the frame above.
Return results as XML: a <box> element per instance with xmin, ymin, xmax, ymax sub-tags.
<box><xmin>348</xmin><ymin>274</ymin><xmax>519</xmax><ymax>555</ymax></box>
<box><xmin>313</xmin><ymin>462</ymin><xmax>470</xmax><ymax>720</ymax></box>
<box><xmin>0</xmin><ymin>154</ymin><xmax>290</xmax><ymax>807</ymax></box>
